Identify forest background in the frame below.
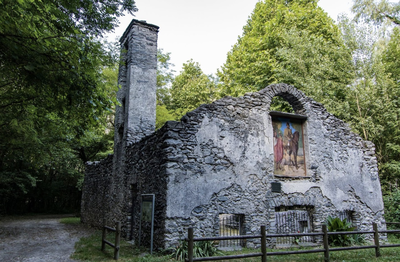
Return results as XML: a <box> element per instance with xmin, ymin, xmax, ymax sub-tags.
<box><xmin>1</xmin><ymin>0</ymin><xmax>399</xmax><ymax>223</ymax></box>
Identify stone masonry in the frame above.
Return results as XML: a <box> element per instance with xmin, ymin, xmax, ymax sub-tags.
<box><xmin>81</xmin><ymin>19</ymin><xmax>386</xmax><ymax>250</ymax></box>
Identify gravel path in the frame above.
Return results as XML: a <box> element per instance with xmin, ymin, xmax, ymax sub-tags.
<box><xmin>0</xmin><ymin>215</ymin><xmax>93</xmax><ymax>262</ymax></box>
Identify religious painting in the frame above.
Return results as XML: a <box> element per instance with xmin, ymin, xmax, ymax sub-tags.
<box><xmin>272</xmin><ymin>118</ymin><xmax>306</xmax><ymax>177</ymax></box>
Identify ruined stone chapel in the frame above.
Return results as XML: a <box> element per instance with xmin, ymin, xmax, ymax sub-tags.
<box><xmin>81</xmin><ymin>19</ymin><xmax>386</xmax><ymax>250</ymax></box>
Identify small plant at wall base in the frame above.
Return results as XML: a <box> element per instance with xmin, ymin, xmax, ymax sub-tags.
<box><xmin>171</xmin><ymin>239</ymin><xmax>188</xmax><ymax>261</ymax></box>
<box><xmin>326</xmin><ymin>216</ymin><xmax>355</xmax><ymax>246</ymax></box>
<box><xmin>170</xmin><ymin>239</ymin><xmax>219</xmax><ymax>261</ymax></box>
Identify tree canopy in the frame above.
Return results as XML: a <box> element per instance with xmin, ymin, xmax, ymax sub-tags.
<box><xmin>335</xmin><ymin>2</ymin><xmax>400</xmax><ymax>193</ymax></box>
<box><xmin>155</xmin><ymin>58</ymin><xmax>219</xmax><ymax>128</ymax></box>
<box><xmin>352</xmin><ymin>0</ymin><xmax>400</xmax><ymax>25</ymax></box>
<box><xmin>169</xmin><ymin>60</ymin><xmax>218</xmax><ymax>113</ymax></box>
<box><xmin>218</xmin><ymin>0</ymin><xmax>353</xmax><ymax>118</ymax></box>
<box><xmin>0</xmin><ymin>0</ymin><xmax>136</xmax><ymax>213</ymax></box>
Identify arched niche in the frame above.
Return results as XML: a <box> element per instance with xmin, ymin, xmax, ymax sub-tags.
<box><xmin>262</xmin><ymin>83</ymin><xmax>308</xmax><ymax>115</ymax></box>
<box><xmin>264</xmin><ymin>84</ymin><xmax>309</xmax><ymax>178</ymax></box>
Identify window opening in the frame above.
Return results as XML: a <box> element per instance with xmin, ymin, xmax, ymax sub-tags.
<box><xmin>270</xmin><ymin>96</ymin><xmax>294</xmax><ymax>113</ymax></box>
<box><xmin>338</xmin><ymin>210</ymin><xmax>356</xmax><ymax>229</ymax></box>
<box><xmin>118</xmin><ymin>98</ymin><xmax>126</xmax><ymax>141</ymax></box>
<box><xmin>219</xmin><ymin>214</ymin><xmax>245</xmax><ymax>249</ymax></box>
<box><xmin>275</xmin><ymin>206</ymin><xmax>314</xmax><ymax>246</ymax></box>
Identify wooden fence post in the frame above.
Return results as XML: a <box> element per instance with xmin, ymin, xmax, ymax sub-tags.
<box><xmin>101</xmin><ymin>218</ymin><xmax>106</xmax><ymax>251</ymax></box>
<box><xmin>373</xmin><ymin>222</ymin><xmax>381</xmax><ymax>257</ymax></box>
<box><xmin>322</xmin><ymin>225</ymin><xmax>329</xmax><ymax>262</ymax></box>
<box><xmin>188</xmin><ymin>227</ymin><xmax>194</xmax><ymax>262</ymax></box>
<box><xmin>114</xmin><ymin>222</ymin><xmax>121</xmax><ymax>260</ymax></box>
<box><xmin>261</xmin><ymin>225</ymin><xmax>267</xmax><ymax>262</ymax></box>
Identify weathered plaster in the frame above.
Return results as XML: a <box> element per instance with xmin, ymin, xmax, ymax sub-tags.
<box><xmin>81</xmin><ymin>19</ymin><xmax>385</xmax><ymax>251</ymax></box>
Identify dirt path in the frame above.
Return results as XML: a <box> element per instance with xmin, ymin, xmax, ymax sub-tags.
<box><xmin>0</xmin><ymin>215</ymin><xmax>93</xmax><ymax>262</ymax></box>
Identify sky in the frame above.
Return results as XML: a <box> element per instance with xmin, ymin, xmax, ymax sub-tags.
<box><xmin>107</xmin><ymin>0</ymin><xmax>354</xmax><ymax>76</ymax></box>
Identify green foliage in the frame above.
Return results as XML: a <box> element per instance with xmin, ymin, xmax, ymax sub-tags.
<box><xmin>60</xmin><ymin>217</ymin><xmax>81</xmax><ymax>225</ymax></box>
<box><xmin>170</xmin><ymin>239</ymin><xmax>219</xmax><ymax>261</ymax></box>
<box><xmin>351</xmin><ymin>233</ymin><xmax>366</xmax><ymax>245</ymax></box>
<box><xmin>72</xmin><ymin>230</ymin><xmax>400</xmax><ymax>262</ymax></box>
<box><xmin>170</xmin><ymin>239</ymin><xmax>188</xmax><ymax>261</ymax></box>
<box><xmin>218</xmin><ymin>0</ymin><xmax>353</xmax><ymax>119</ymax></box>
<box><xmin>72</xmin><ymin>230</ymin><xmax>173</xmax><ymax>261</ymax></box>
<box><xmin>383</xmin><ymin>188</ymin><xmax>400</xmax><ymax>228</ymax></box>
<box><xmin>156</xmin><ymin>105</ymin><xmax>175</xmax><ymax>130</ymax></box>
<box><xmin>337</xmin><ymin>15</ymin><xmax>400</xmax><ymax>192</ymax></box>
<box><xmin>194</xmin><ymin>240</ymin><xmax>220</xmax><ymax>258</ymax></box>
<box><xmin>326</xmin><ymin>216</ymin><xmax>355</xmax><ymax>246</ymax></box>
<box><xmin>378</xmin><ymin>27</ymin><xmax>400</xmax><ymax>190</ymax></box>
<box><xmin>169</xmin><ymin>60</ymin><xmax>218</xmax><ymax>113</ymax></box>
<box><xmin>273</xmin><ymin>28</ymin><xmax>353</xmax><ymax>119</ymax></box>
<box><xmin>155</xmin><ymin>49</ymin><xmax>176</xmax><ymax>129</ymax></box>
<box><xmin>352</xmin><ymin>0</ymin><xmax>400</xmax><ymax>26</ymax></box>
<box><xmin>156</xmin><ymin>59</ymin><xmax>219</xmax><ymax>127</ymax></box>
<box><xmin>157</xmin><ymin>49</ymin><xmax>175</xmax><ymax>89</ymax></box>
<box><xmin>0</xmin><ymin>0</ymin><xmax>135</xmax><ymax>214</ymax></box>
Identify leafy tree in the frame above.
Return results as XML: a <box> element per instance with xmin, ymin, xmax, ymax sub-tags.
<box><xmin>157</xmin><ymin>49</ymin><xmax>175</xmax><ymax>90</ymax></box>
<box><xmin>379</xmin><ymin>27</ymin><xmax>400</xmax><ymax>190</ymax></box>
<box><xmin>168</xmin><ymin>60</ymin><xmax>218</xmax><ymax>118</ymax></box>
<box><xmin>0</xmin><ymin>0</ymin><xmax>137</xmax><ymax>214</ymax></box>
<box><xmin>383</xmin><ymin>187</ymin><xmax>400</xmax><ymax>227</ymax></box>
<box><xmin>338</xmin><ymin>15</ymin><xmax>400</xmax><ymax>191</ymax></box>
<box><xmin>352</xmin><ymin>0</ymin><xmax>400</xmax><ymax>26</ymax></box>
<box><xmin>218</xmin><ymin>0</ymin><xmax>354</xmax><ymax>118</ymax></box>
<box><xmin>156</xmin><ymin>49</ymin><xmax>176</xmax><ymax>129</ymax></box>
<box><xmin>273</xmin><ymin>28</ymin><xmax>353</xmax><ymax>117</ymax></box>
<box><xmin>155</xmin><ymin>57</ymin><xmax>219</xmax><ymax>128</ymax></box>
<box><xmin>0</xmin><ymin>0</ymin><xmax>134</xmax><ymax>126</ymax></box>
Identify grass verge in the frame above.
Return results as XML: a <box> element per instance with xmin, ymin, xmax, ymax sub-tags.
<box><xmin>60</xmin><ymin>217</ymin><xmax>81</xmax><ymax>224</ymax></box>
<box><xmin>72</xmin><ymin>231</ymin><xmax>173</xmax><ymax>262</ymax></box>
<box><xmin>72</xmin><ymin>231</ymin><xmax>400</xmax><ymax>262</ymax></box>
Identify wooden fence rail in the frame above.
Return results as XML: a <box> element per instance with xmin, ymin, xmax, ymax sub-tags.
<box><xmin>185</xmin><ymin>223</ymin><xmax>400</xmax><ymax>262</ymax></box>
<box><xmin>101</xmin><ymin>218</ymin><xmax>121</xmax><ymax>260</ymax></box>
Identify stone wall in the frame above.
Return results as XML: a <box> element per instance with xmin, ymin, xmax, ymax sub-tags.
<box><xmin>81</xmin><ymin>155</ymin><xmax>113</xmax><ymax>227</ymax></box>
<box><xmin>81</xmin><ymin>83</ymin><xmax>385</xmax><ymax>250</ymax></box>
<box><xmin>114</xmin><ymin>127</ymin><xmax>169</xmax><ymax>247</ymax></box>
<box><xmin>158</xmin><ymin>83</ymin><xmax>385</xmax><ymax>248</ymax></box>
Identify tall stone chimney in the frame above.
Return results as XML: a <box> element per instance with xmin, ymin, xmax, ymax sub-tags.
<box><xmin>113</xmin><ymin>19</ymin><xmax>159</xmax><ymax>174</ymax></box>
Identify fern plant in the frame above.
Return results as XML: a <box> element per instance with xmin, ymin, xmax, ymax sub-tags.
<box><xmin>326</xmin><ymin>216</ymin><xmax>355</xmax><ymax>246</ymax></box>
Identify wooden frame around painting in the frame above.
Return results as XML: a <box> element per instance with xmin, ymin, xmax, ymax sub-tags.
<box><xmin>272</xmin><ymin>117</ymin><xmax>306</xmax><ymax>177</ymax></box>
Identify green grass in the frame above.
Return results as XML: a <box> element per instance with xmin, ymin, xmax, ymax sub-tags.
<box><xmin>215</xmin><ymin>246</ymin><xmax>400</xmax><ymax>262</ymax></box>
<box><xmin>60</xmin><ymin>217</ymin><xmax>81</xmax><ymax>224</ymax></box>
<box><xmin>72</xmin><ymin>231</ymin><xmax>173</xmax><ymax>262</ymax></box>
<box><xmin>71</xmin><ymin>231</ymin><xmax>400</xmax><ymax>262</ymax></box>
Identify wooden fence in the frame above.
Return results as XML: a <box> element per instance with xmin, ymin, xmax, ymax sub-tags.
<box><xmin>101</xmin><ymin>219</ymin><xmax>121</xmax><ymax>260</ymax></box>
<box><xmin>185</xmin><ymin>223</ymin><xmax>400</xmax><ymax>262</ymax></box>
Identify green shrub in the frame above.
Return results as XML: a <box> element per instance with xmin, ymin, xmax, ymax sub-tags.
<box><xmin>326</xmin><ymin>216</ymin><xmax>355</xmax><ymax>246</ymax></box>
<box><xmin>383</xmin><ymin>188</ymin><xmax>400</xmax><ymax>229</ymax></box>
<box><xmin>170</xmin><ymin>239</ymin><xmax>219</xmax><ymax>261</ymax></box>
<box><xmin>171</xmin><ymin>239</ymin><xmax>188</xmax><ymax>261</ymax></box>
